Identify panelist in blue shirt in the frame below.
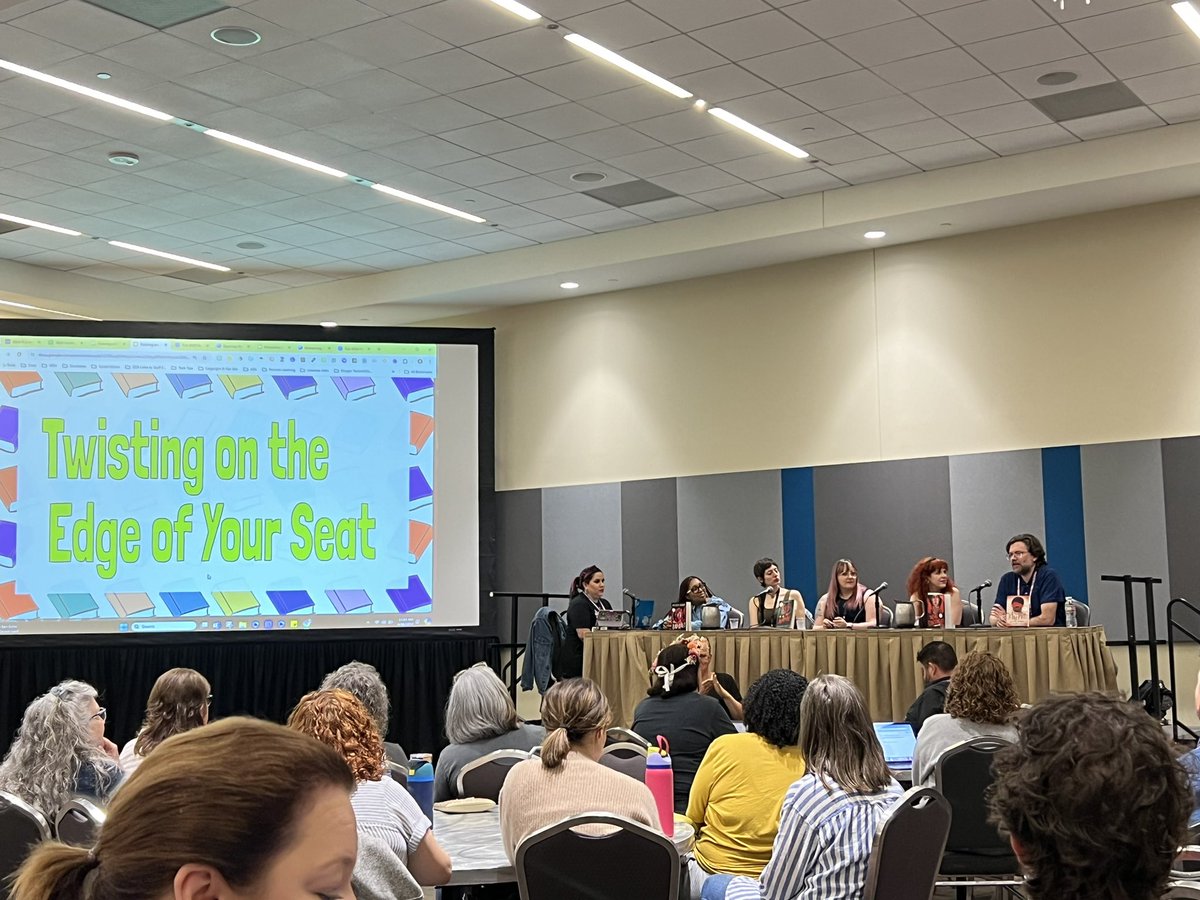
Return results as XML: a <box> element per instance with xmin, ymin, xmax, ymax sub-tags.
<box><xmin>989</xmin><ymin>533</ymin><xmax>1066</xmax><ymax>627</ymax></box>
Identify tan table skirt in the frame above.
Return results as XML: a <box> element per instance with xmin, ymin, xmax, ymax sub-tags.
<box><xmin>584</xmin><ymin>626</ymin><xmax>1119</xmax><ymax>728</ymax></box>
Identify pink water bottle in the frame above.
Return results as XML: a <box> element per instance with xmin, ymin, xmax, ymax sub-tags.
<box><xmin>645</xmin><ymin>735</ymin><xmax>675</xmax><ymax>837</ymax></box>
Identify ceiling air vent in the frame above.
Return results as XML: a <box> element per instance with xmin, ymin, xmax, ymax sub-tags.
<box><xmin>82</xmin><ymin>0</ymin><xmax>227</xmax><ymax>29</ymax></box>
<box><xmin>1030</xmin><ymin>82</ymin><xmax>1144</xmax><ymax>122</ymax></box>
<box><xmin>582</xmin><ymin>179</ymin><xmax>678</xmax><ymax>208</ymax></box>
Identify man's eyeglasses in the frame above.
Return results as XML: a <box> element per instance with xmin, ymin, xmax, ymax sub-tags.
<box><xmin>91</xmin><ymin>707</ymin><xmax>107</xmax><ymax>722</ymax></box>
<box><xmin>1008</xmin><ymin>550</ymin><xmax>1030</xmax><ymax>559</ymax></box>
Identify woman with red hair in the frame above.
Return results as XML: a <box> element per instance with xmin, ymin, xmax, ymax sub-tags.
<box><xmin>905</xmin><ymin>556</ymin><xmax>963</xmax><ymax>628</ymax></box>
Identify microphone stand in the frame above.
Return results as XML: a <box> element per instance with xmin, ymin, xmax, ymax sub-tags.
<box><xmin>968</xmin><ymin>586</ymin><xmax>988</xmax><ymax>627</ymax></box>
<box><xmin>872</xmin><ymin>587</ymin><xmax>888</xmax><ymax>629</ymax></box>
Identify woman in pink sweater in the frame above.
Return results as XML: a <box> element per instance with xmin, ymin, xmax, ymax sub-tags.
<box><xmin>499</xmin><ymin>678</ymin><xmax>659</xmax><ymax>862</ymax></box>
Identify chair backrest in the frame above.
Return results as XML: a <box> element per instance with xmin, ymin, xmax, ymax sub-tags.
<box><xmin>0</xmin><ymin>791</ymin><xmax>50</xmax><ymax>900</ymax></box>
<box><xmin>516</xmin><ymin>812</ymin><xmax>679</xmax><ymax>900</ymax></box>
<box><xmin>934</xmin><ymin>737</ymin><xmax>1014</xmax><ymax>854</ymax></box>
<box><xmin>599</xmin><ymin>743</ymin><xmax>647</xmax><ymax>780</ymax></box>
<box><xmin>55</xmin><ymin>796</ymin><xmax>106</xmax><ymax>848</ymax></box>
<box><xmin>1166</xmin><ymin>883</ymin><xmax>1200</xmax><ymax>898</ymax></box>
<box><xmin>386</xmin><ymin>760</ymin><xmax>408</xmax><ymax>787</ymax></box>
<box><xmin>959</xmin><ymin>603</ymin><xmax>978</xmax><ymax>627</ymax></box>
<box><xmin>1073</xmin><ymin>602</ymin><xmax>1091</xmax><ymax>626</ymax></box>
<box><xmin>456</xmin><ymin>749</ymin><xmax>530</xmax><ymax>801</ymax></box>
<box><xmin>876</xmin><ymin>603</ymin><xmax>893</xmax><ymax>627</ymax></box>
<box><xmin>606</xmin><ymin>727</ymin><xmax>650</xmax><ymax>748</ymax></box>
<box><xmin>862</xmin><ymin>787</ymin><xmax>952</xmax><ymax>900</ymax></box>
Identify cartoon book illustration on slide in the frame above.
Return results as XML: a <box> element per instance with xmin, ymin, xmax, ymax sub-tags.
<box><xmin>388</xmin><ymin>576</ymin><xmax>431</xmax><ymax>614</ymax></box>
<box><xmin>410</xmin><ymin>520</ymin><xmax>432</xmax><ymax>564</ymax></box>
<box><xmin>409</xmin><ymin>466</ymin><xmax>432</xmax><ymax>511</ymax></box>
<box><xmin>161</xmin><ymin>592</ymin><xmax>209</xmax><ymax>616</ymax></box>
<box><xmin>0</xmin><ymin>581</ymin><xmax>36</xmax><ymax>619</ymax></box>
<box><xmin>0</xmin><ymin>407</ymin><xmax>13</xmax><ymax>453</ymax></box>
<box><xmin>0</xmin><ymin>371</ymin><xmax>42</xmax><ymax>398</ymax></box>
<box><xmin>213</xmin><ymin>591</ymin><xmax>260</xmax><ymax>615</ymax></box>
<box><xmin>167</xmin><ymin>374</ymin><xmax>213</xmax><ymax>399</ymax></box>
<box><xmin>106</xmin><ymin>592</ymin><xmax>156</xmax><ymax>617</ymax></box>
<box><xmin>327</xmin><ymin>589</ymin><xmax>373</xmax><ymax>614</ymax></box>
<box><xmin>48</xmin><ymin>593</ymin><xmax>100</xmax><ymax>619</ymax></box>
<box><xmin>56</xmin><ymin>371</ymin><xmax>102</xmax><ymax>397</ymax></box>
<box><xmin>273</xmin><ymin>375</ymin><xmax>318</xmax><ymax>400</ymax></box>
<box><xmin>0</xmin><ymin>520</ymin><xmax>13</xmax><ymax>568</ymax></box>
<box><xmin>393</xmin><ymin>377</ymin><xmax>433</xmax><ymax>402</ymax></box>
<box><xmin>219</xmin><ymin>375</ymin><xmax>264</xmax><ymax>400</ymax></box>
<box><xmin>410</xmin><ymin>412</ymin><xmax>433</xmax><ymax>455</ymax></box>
<box><xmin>114</xmin><ymin>373</ymin><xmax>159</xmax><ymax>398</ymax></box>
<box><xmin>267</xmin><ymin>590</ymin><xmax>315</xmax><ymax>616</ymax></box>
<box><xmin>0</xmin><ymin>467</ymin><xmax>15</xmax><ymax>512</ymax></box>
<box><xmin>333</xmin><ymin>376</ymin><xmax>375</xmax><ymax>401</ymax></box>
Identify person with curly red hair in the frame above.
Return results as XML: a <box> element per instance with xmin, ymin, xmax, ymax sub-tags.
<box><xmin>905</xmin><ymin>556</ymin><xmax>963</xmax><ymax>628</ymax></box>
<box><xmin>288</xmin><ymin>689</ymin><xmax>452</xmax><ymax>886</ymax></box>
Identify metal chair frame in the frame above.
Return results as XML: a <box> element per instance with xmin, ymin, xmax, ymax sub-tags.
<box><xmin>455</xmin><ymin>749</ymin><xmax>531</xmax><ymax>800</ymax></box>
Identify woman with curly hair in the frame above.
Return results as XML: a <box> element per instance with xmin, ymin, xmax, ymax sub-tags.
<box><xmin>120</xmin><ymin>667</ymin><xmax>210</xmax><ymax>775</ymax></box>
<box><xmin>912</xmin><ymin>650</ymin><xmax>1020</xmax><ymax>786</ymax></box>
<box><xmin>685</xmin><ymin>670</ymin><xmax>808</xmax><ymax>896</ymax></box>
<box><xmin>288</xmin><ymin>689</ymin><xmax>452</xmax><ymax>886</ymax></box>
<box><xmin>632</xmin><ymin>640</ymin><xmax>736</xmax><ymax>812</ymax></box>
<box><xmin>905</xmin><ymin>556</ymin><xmax>963</xmax><ymax>628</ymax></box>
<box><xmin>0</xmin><ymin>679</ymin><xmax>122</xmax><ymax>818</ymax></box>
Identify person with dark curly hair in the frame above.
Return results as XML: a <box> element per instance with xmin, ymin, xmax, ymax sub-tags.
<box><xmin>684</xmin><ymin>670</ymin><xmax>808</xmax><ymax>897</ymax></box>
<box><xmin>990</xmin><ymin>693</ymin><xmax>1190</xmax><ymax>900</ymax></box>
<box><xmin>120</xmin><ymin>667</ymin><xmax>210</xmax><ymax>775</ymax></box>
<box><xmin>288</xmin><ymin>689</ymin><xmax>452</xmax><ymax>886</ymax></box>
<box><xmin>911</xmin><ymin>650</ymin><xmax>1019</xmax><ymax>786</ymax></box>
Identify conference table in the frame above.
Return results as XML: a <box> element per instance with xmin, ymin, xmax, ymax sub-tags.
<box><xmin>584</xmin><ymin>625</ymin><xmax>1118</xmax><ymax>727</ymax></box>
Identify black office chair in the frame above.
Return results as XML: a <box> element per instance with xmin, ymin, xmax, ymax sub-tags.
<box><xmin>0</xmin><ymin>791</ymin><xmax>50</xmax><ymax>900</ymax></box>
<box><xmin>456</xmin><ymin>749</ymin><xmax>530</xmax><ymax>801</ymax></box>
<box><xmin>934</xmin><ymin>737</ymin><xmax>1022</xmax><ymax>899</ymax></box>
<box><xmin>863</xmin><ymin>787</ymin><xmax>952</xmax><ymax>900</ymax></box>
<box><xmin>515</xmin><ymin>812</ymin><xmax>678</xmax><ymax>900</ymax></box>
<box><xmin>386</xmin><ymin>759</ymin><xmax>408</xmax><ymax>787</ymax></box>
<box><xmin>598</xmin><ymin>742</ymin><xmax>647</xmax><ymax>780</ymax></box>
<box><xmin>605</xmin><ymin>727</ymin><xmax>650</xmax><ymax>748</ymax></box>
<box><xmin>959</xmin><ymin>603</ymin><xmax>978</xmax><ymax>627</ymax></box>
<box><xmin>55</xmin><ymin>796</ymin><xmax>106</xmax><ymax>848</ymax></box>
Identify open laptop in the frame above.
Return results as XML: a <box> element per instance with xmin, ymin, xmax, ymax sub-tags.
<box><xmin>873</xmin><ymin>722</ymin><xmax>917</xmax><ymax>771</ymax></box>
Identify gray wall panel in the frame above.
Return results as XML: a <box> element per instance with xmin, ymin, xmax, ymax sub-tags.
<box><xmin>494</xmin><ymin>488</ymin><xmax>543</xmax><ymax>642</ymax></box>
<box><xmin>949</xmin><ymin>450</ymin><xmax>1044</xmax><ymax>615</ymax></box>
<box><xmin>677</xmin><ymin>470</ymin><xmax>783</xmax><ymax>617</ymax></box>
<box><xmin>1163</xmin><ymin>437</ymin><xmax>1200</xmax><ymax>636</ymax></box>
<box><xmin>541</xmin><ymin>483</ymin><xmax>623</xmax><ymax>610</ymax></box>
<box><xmin>620</xmin><ymin>479</ymin><xmax>679</xmax><ymax>622</ymax></box>
<box><xmin>814</xmin><ymin>457</ymin><xmax>953</xmax><ymax>605</ymax></box>
<box><xmin>1082</xmin><ymin>440</ymin><xmax>1170</xmax><ymax>642</ymax></box>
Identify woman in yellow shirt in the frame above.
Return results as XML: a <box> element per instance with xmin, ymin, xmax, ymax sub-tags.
<box><xmin>684</xmin><ymin>669</ymin><xmax>808</xmax><ymax>897</ymax></box>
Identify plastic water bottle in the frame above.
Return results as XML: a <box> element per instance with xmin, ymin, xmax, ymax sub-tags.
<box><xmin>1065</xmin><ymin>596</ymin><xmax>1077</xmax><ymax>628</ymax></box>
<box><xmin>645</xmin><ymin>736</ymin><xmax>674</xmax><ymax>837</ymax></box>
<box><xmin>408</xmin><ymin>759</ymin><xmax>435</xmax><ymax>822</ymax></box>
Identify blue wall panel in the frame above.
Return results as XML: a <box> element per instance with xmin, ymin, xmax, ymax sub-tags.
<box><xmin>1041</xmin><ymin>445</ymin><xmax>1088</xmax><ymax>605</ymax></box>
<box><xmin>781</xmin><ymin>467</ymin><xmax>818</xmax><ymax>611</ymax></box>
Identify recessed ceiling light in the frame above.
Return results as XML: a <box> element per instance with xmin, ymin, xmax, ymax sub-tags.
<box><xmin>560</xmin><ymin>281</ymin><xmax>580</xmax><ymax>289</ymax></box>
<box><xmin>96</xmin><ymin>72</ymin><xmax>111</xmax><ymax>80</ymax></box>
<box><xmin>693</xmin><ymin>99</ymin><xmax>708</xmax><ymax>110</ymax></box>
<box><xmin>107</xmin><ymin>151</ymin><xmax>139</xmax><ymax>167</ymax></box>
<box><xmin>236</xmin><ymin>241</ymin><xmax>266</xmax><ymax>250</ymax></box>
<box><xmin>864</xmin><ymin>230</ymin><xmax>886</xmax><ymax>239</ymax></box>
<box><xmin>211</xmin><ymin>26</ymin><xmax>262</xmax><ymax>46</ymax></box>
<box><xmin>320</xmin><ymin>321</ymin><xmax>337</xmax><ymax>328</ymax></box>
<box><xmin>1036</xmin><ymin>70</ymin><xmax>1078</xmax><ymax>86</ymax></box>
<box><xmin>570</xmin><ymin>171</ymin><xmax>606</xmax><ymax>183</ymax></box>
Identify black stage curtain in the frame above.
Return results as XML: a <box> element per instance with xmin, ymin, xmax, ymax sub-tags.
<box><xmin>0</xmin><ymin>631</ymin><xmax>496</xmax><ymax>759</ymax></box>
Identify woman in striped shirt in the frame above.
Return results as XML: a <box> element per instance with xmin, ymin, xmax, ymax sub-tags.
<box><xmin>705</xmin><ymin>675</ymin><xmax>902</xmax><ymax>900</ymax></box>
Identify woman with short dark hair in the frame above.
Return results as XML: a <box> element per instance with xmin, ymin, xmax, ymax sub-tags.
<box><xmin>748</xmin><ymin>558</ymin><xmax>805</xmax><ymax>628</ymax></box>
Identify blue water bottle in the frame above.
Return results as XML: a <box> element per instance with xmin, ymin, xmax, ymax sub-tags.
<box><xmin>408</xmin><ymin>760</ymin><xmax>435</xmax><ymax>822</ymax></box>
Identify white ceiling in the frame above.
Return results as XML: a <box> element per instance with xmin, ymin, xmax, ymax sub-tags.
<box><xmin>0</xmin><ymin>0</ymin><xmax>1199</xmax><ymax>323</ymax></box>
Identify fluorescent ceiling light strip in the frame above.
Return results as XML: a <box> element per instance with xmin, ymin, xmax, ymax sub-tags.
<box><xmin>1173</xmin><ymin>1</ymin><xmax>1200</xmax><ymax>37</ymax></box>
<box><xmin>204</xmin><ymin>129</ymin><xmax>349</xmax><ymax>178</ymax></box>
<box><xmin>108</xmin><ymin>241</ymin><xmax>231</xmax><ymax>272</ymax></box>
<box><xmin>563</xmin><ymin>33</ymin><xmax>692</xmax><ymax>99</ymax></box>
<box><xmin>484</xmin><ymin>0</ymin><xmax>541</xmax><ymax>20</ymax></box>
<box><xmin>708</xmin><ymin>107</ymin><xmax>809</xmax><ymax>159</ymax></box>
<box><xmin>371</xmin><ymin>183</ymin><xmax>486</xmax><ymax>223</ymax></box>
<box><xmin>0</xmin><ymin>213</ymin><xmax>82</xmax><ymax>236</ymax></box>
<box><xmin>0</xmin><ymin>58</ymin><xmax>173</xmax><ymax>121</ymax></box>
<box><xmin>0</xmin><ymin>297</ymin><xmax>99</xmax><ymax>320</ymax></box>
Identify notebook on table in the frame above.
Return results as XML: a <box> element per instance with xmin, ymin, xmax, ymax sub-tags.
<box><xmin>873</xmin><ymin>722</ymin><xmax>917</xmax><ymax>769</ymax></box>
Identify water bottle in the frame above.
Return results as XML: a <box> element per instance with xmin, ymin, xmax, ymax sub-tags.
<box><xmin>1065</xmin><ymin>596</ymin><xmax>1077</xmax><ymax>628</ymax></box>
<box><xmin>644</xmin><ymin>735</ymin><xmax>674</xmax><ymax>837</ymax></box>
<box><xmin>407</xmin><ymin>759</ymin><xmax>435</xmax><ymax>822</ymax></box>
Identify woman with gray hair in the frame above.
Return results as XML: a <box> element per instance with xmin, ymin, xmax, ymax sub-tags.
<box><xmin>321</xmin><ymin>660</ymin><xmax>408</xmax><ymax>768</ymax></box>
<box><xmin>0</xmin><ymin>679</ymin><xmax>123</xmax><ymax>819</ymax></box>
<box><xmin>433</xmin><ymin>663</ymin><xmax>544</xmax><ymax>801</ymax></box>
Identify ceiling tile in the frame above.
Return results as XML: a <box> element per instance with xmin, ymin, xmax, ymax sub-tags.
<box><xmin>827</xmin><ymin>94</ymin><xmax>936</xmax><ymax>131</ymax></box>
<box><xmin>1151</xmin><ymin>94</ymin><xmax>1200</xmax><ymax>124</ymax></box>
<box><xmin>395</xmin><ymin>49</ymin><xmax>513</xmax><ymax>93</ymax></box>
<box><xmin>947</xmin><ymin>100</ymin><xmax>1051</xmax><ymax>136</ymax></box>
<box><xmin>313</xmin><ymin>114</ymin><xmax>425</xmax><ymax>151</ymax></box>
<box><xmin>506</xmin><ymin>220</ymin><xmax>592</xmax><ymax>242</ymax></box>
<box><xmin>453</xmin><ymin>77</ymin><xmax>565</xmax><ymax>118</ymax></box>
<box><xmin>351</xmin><ymin>249</ymin><xmax>428</xmax><ymax>268</ymax></box>
<box><xmin>400</xmin><ymin>0</ymin><xmax>530</xmax><ymax>43</ymax></box>
<box><xmin>157</xmin><ymin>219</ymin><xmax>245</xmax><ymax>243</ymax></box>
<box><xmin>183</xmin><ymin>62</ymin><xmax>304</xmax><ymax>105</ymax></box>
<box><xmin>787</xmin><ymin>69</ymin><xmax>901</xmax><ymax>110</ymax></box>
<box><xmin>39</xmin><ymin>185</ymin><xmax>127</xmax><ymax>213</ymax></box>
<box><xmin>1064</xmin><ymin>3</ymin><xmax>1181</xmax><ymax>52</ymax></box>
<box><xmin>97</xmin><ymin>32</ymin><xmax>231</xmax><ymax>78</ymax></box>
<box><xmin>683</xmin><ymin>64</ymin><xmax>773</xmax><ymax>103</ymax></box>
<box><xmin>492</xmin><ymin>141</ymin><xmax>596</xmax><ymax>174</ymax></box>
<box><xmin>1060</xmin><ymin>105</ymin><xmax>1164</xmax><ymax>139</ymax></box>
<box><xmin>801</xmin><ymin>133</ymin><xmax>888</xmax><ymax>163</ymax></box>
<box><xmin>360</xmin><ymin>225</ymin><xmax>444</xmax><ymax>250</ymax></box>
<box><xmin>718</xmin><ymin>151</ymin><xmax>810</xmax><ymax>180</ymax></box>
<box><xmin>676</xmin><ymin>129</ymin><xmax>768</xmax><ymax>163</ymax></box>
<box><xmin>690</xmin><ymin>182</ymin><xmax>776</xmax><ymax>208</ymax></box>
<box><xmin>456</xmin><ymin>230</ymin><xmax>537</xmax><ymax>251</ymax></box>
<box><xmin>912</xmin><ymin>75</ymin><xmax>1022</xmax><ymax>116</ymax></box>
<box><xmin>10</xmin><ymin>0</ymin><xmax>154</xmax><ymax>51</ymax></box>
<box><xmin>999</xmin><ymin>55</ymin><xmax>1120</xmax><ymax>100</ymax></box>
<box><xmin>321</xmin><ymin>16</ymin><xmax>451</xmax><ymax>67</ymax></box>
<box><xmin>1126</xmin><ymin>65</ymin><xmax>1200</xmax><ymax>104</ymax></box>
<box><xmin>976</xmin><ymin>122</ymin><xmax>1078</xmax><ymax>154</ymax></box>
<box><xmin>1097</xmin><ymin>35</ymin><xmax>1200</xmax><ymax>80</ymax></box>
<box><xmin>87</xmin><ymin>175</ymin><xmax>187</xmax><ymax>204</ymax></box>
<box><xmin>0</xmin><ymin>135</ymin><xmax>51</xmax><ymax>167</ymax></box>
<box><xmin>167</xmin><ymin>10</ymin><xmax>308</xmax><ymax>60</ymax></box>
<box><xmin>608</xmin><ymin>145</ymin><xmax>702</xmax><ymax>177</ymax></box>
<box><xmin>302</xmin><ymin>212</ymin><xmax>391</xmax><ymax>237</ymax></box>
<box><xmin>484</xmin><ymin>175</ymin><xmax>572</xmax><ymax>202</ymax></box>
<box><xmin>531</xmin><ymin>0</ymin><xmax>620</xmax><ymax>17</ymax></box>
<box><xmin>440</xmin><ymin>120</ymin><xmax>543</xmax><ymax>154</ymax></box>
<box><xmin>864</xmin><ymin>117</ymin><xmax>968</xmax><ymax>151</ymax></box>
<box><xmin>465</xmin><ymin>28</ymin><xmax>583</xmax><ymax>75</ymax></box>
<box><xmin>403</xmin><ymin>241</ymin><xmax>482</xmax><ymax>261</ymax></box>
<box><xmin>767</xmin><ymin>111</ymin><xmax>854</xmax><ymax>144</ymax></box>
<box><xmin>526</xmin><ymin>59</ymin><xmax>646</xmax><ymax>100</ymax></box>
<box><xmin>526</xmin><ymin>192</ymin><xmax>613</xmax><ymax>217</ymax></box>
<box><xmin>832</xmin><ymin>17</ymin><xmax>953</xmax><ymax>67</ymax></box>
<box><xmin>691</xmin><ymin>11</ymin><xmax>818</xmax><ymax>61</ymax></box>
<box><xmin>629</xmin><ymin>109</ymin><xmax>727</xmax><ymax>144</ymax></box>
<box><xmin>427</xmin><ymin>156</ymin><xmax>528</xmax><ymax>186</ymax></box>
<box><xmin>633</xmin><ymin>0</ymin><xmax>771</xmax><ymax>31</ymax></box>
<box><xmin>561</xmin><ymin>2</ymin><xmax>678</xmax><ymax>50</ymax></box>
<box><xmin>243</xmin><ymin>0</ymin><xmax>386</xmax><ymax>38</ymax></box>
<box><xmin>478</xmin><ymin>204</ymin><xmax>553</xmax><ymax>227</ymax></box>
<box><xmin>896</xmin><ymin>0</ymin><xmax>978</xmax><ymax>13</ymax></box>
<box><xmin>583</xmin><ymin>84</ymin><xmax>691</xmax><ymax>123</ymax></box>
<box><xmin>559</xmin><ymin>124</ymin><xmax>662</xmax><ymax>157</ymax></box>
<box><xmin>320</xmin><ymin>70</ymin><xmax>437</xmax><ymax>111</ymax></box>
<box><xmin>622</xmin><ymin>195</ymin><xmax>710</xmax><ymax>220</ymax></box>
<box><xmin>897</xmin><ymin>138</ymin><xmax>996</xmax><ymax>169</ymax></box>
<box><xmin>965</xmin><ymin>25</ymin><xmax>1086</xmax><ymax>73</ymax></box>
<box><xmin>251</xmin><ymin>41</ymin><xmax>376</xmax><ymax>88</ymax></box>
<box><xmin>0</xmin><ymin>117</ymin><xmax>104</xmax><ymax>152</ymax></box>
<box><xmin>649</xmin><ymin>164</ymin><xmax>742</xmax><ymax>193</ymax></box>
<box><xmin>742</xmin><ymin>43</ymin><xmax>860</xmax><ymax>88</ymax></box>
<box><xmin>926</xmin><ymin>0</ymin><xmax>1055</xmax><ymax>45</ymax></box>
<box><xmin>0</xmin><ymin>22</ymin><xmax>79</xmax><ymax>65</ymax></box>
<box><xmin>783</xmin><ymin>0</ymin><xmax>914</xmax><ymax>39</ymax></box>
<box><xmin>623</xmin><ymin>35</ymin><xmax>727</xmax><ymax>77</ymax></box>
<box><xmin>563</xmin><ymin>207</ymin><xmax>651</xmax><ymax>231</ymax></box>
<box><xmin>540</xmin><ymin>161</ymin><xmax>638</xmax><ymax>190</ymax></box>
<box><xmin>876</xmin><ymin>48</ymin><xmax>990</xmax><ymax>93</ymax></box>
<box><xmin>717</xmin><ymin>90</ymin><xmax>816</xmax><ymax>124</ymax></box>
<box><xmin>377</xmin><ymin>135</ymin><xmax>478</xmax><ymax>168</ymax></box>
<box><xmin>824</xmin><ymin>154</ymin><xmax>920</xmax><ymax>183</ymax></box>
<box><xmin>389</xmin><ymin>96</ymin><xmax>494</xmax><ymax>132</ymax></box>
<box><xmin>508</xmin><ymin>103</ymin><xmax>618</xmax><ymax>139</ymax></box>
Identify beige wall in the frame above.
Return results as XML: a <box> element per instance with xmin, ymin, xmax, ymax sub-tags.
<box><xmin>432</xmin><ymin>195</ymin><xmax>1200</xmax><ymax>492</ymax></box>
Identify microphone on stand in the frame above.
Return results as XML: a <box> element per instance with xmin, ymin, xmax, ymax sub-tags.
<box><xmin>866</xmin><ymin>582</ymin><xmax>888</xmax><ymax>628</ymax></box>
<box><xmin>969</xmin><ymin>580</ymin><xmax>992</xmax><ymax>627</ymax></box>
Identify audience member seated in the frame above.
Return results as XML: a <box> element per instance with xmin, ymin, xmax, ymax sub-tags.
<box><xmin>321</xmin><ymin>659</ymin><xmax>408</xmax><ymax>769</ymax></box>
<box><xmin>499</xmin><ymin>678</ymin><xmax>659</xmax><ymax>863</ymax></box>
<box><xmin>288</xmin><ymin>689</ymin><xmax>452</xmax><ymax>886</ymax></box>
<box><xmin>632</xmin><ymin>641</ymin><xmax>737</xmax><ymax>813</ymax></box>
<box><xmin>904</xmin><ymin>641</ymin><xmax>957</xmax><ymax>735</ymax></box>
<box><xmin>11</xmin><ymin>717</ymin><xmax>357</xmax><ymax>900</ymax></box>
<box><xmin>120</xmin><ymin>667</ymin><xmax>210</xmax><ymax>776</ymax></box>
<box><xmin>990</xmin><ymin>693</ymin><xmax>1190</xmax><ymax>900</ymax></box>
<box><xmin>813</xmin><ymin>558</ymin><xmax>878</xmax><ymax>630</ymax></box>
<box><xmin>685</xmin><ymin>670</ymin><xmax>808</xmax><ymax>897</ymax></box>
<box><xmin>712</xmin><ymin>675</ymin><xmax>902</xmax><ymax>900</ymax></box>
<box><xmin>688</xmin><ymin>633</ymin><xmax>743</xmax><ymax>721</ymax></box>
<box><xmin>905</xmin><ymin>556</ymin><xmax>963</xmax><ymax>628</ymax></box>
<box><xmin>912</xmin><ymin>650</ymin><xmax>1019</xmax><ymax>787</ymax></box>
<box><xmin>434</xmin><ymin>663</ymin><xmax>544</xmax><ymax>802</ymax></box>
<box><xmin>0</xmin><ymin>680</ymin><xmax>122</xmax><ymax>819</ymax></box>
